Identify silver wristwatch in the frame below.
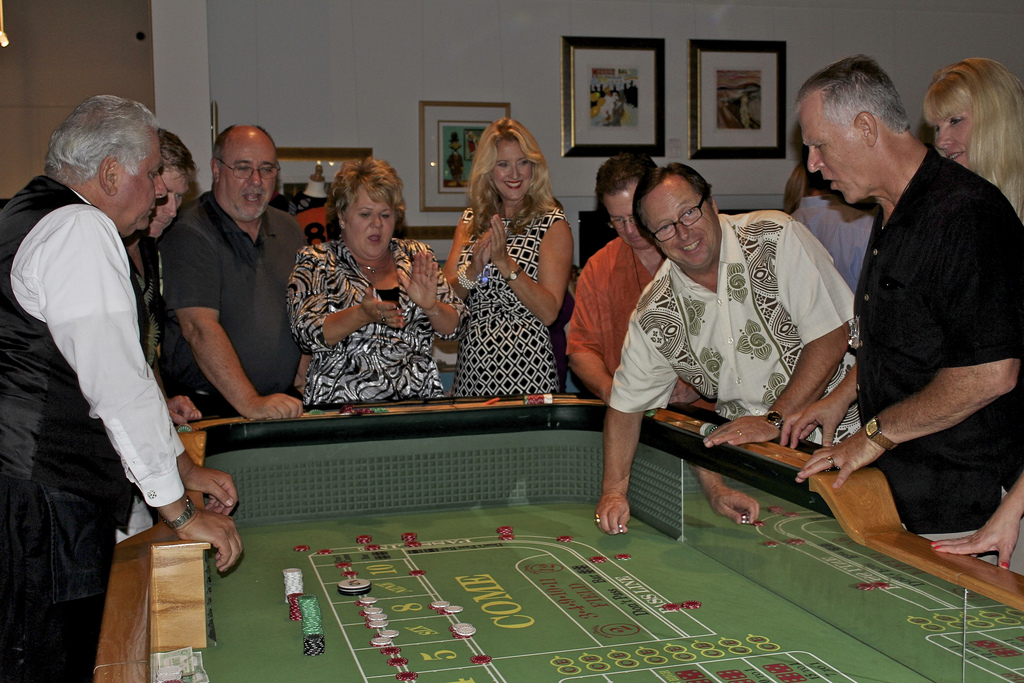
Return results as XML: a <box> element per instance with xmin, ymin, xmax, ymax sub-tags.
<box><xmin>163</xmin><ymin>495</ymin><xmax>197</xmax><ymax>530</ymax></box>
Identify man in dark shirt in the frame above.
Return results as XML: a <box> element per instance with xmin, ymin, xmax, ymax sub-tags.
<box><xmin>160</xmin><ymin>125</ymin><xmax>307</xmax><ymax>419</ymax></box>
<box><xmin>787</xmin><ymin>55</ymin><xmax>1024</xmax><ymax>569</ymax></box>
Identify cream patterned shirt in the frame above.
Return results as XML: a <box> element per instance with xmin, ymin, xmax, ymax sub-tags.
<box><xmin>610</xmin><ymin>211</ymin><xmax>859</xmax><ymax>440</ymax></box>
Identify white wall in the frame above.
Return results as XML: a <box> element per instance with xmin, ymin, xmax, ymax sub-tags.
<box><xmin>0</xmin><ymin>0</ymin><xmax>155</xmax><ymax>198</ymax></box>
<box><xmin>152</xmin><ymin>0</ymin><xmax>214</xmax><ymax>194</ymax></box>
<box><xmin>186</xmin><ymin>0</ymin><xmax>1024</xmax><ymax>259</ymax></box>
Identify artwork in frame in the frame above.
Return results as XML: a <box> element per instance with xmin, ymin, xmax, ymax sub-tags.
<box><xmin>560</xmin><ymin>36</ymin><xmax>665</xmax><ymax>157</ymax></box>
<box><xmin>419</xmin><ymin>101</ymin><xmax>510</xmax><ymax>212</ymax></box>
<box><xmin>688</xmin><ymin>40</ymin><xmax>786</xmax><ymax>159</ymax></box>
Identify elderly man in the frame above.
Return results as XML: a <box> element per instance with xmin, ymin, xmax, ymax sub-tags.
<box><xmin>571</xmin><ymin>154</ymin><xmax>757</xmax><ymax>526</ymax></box>
<box><xmin>160</xmin><ymin>125</ymin><xmax>306</xmax><ymax>420</ymax></box>
<box><xmin>0</xmin><ymin>95</ymin><xmax>242</xmax><ymax>682</ymax></box>
<box><xmin>789</xmin><ymin>56</ymin><xmax>1024</xmax><ymax>569</ymax></box>
<box><xmin>596</xmin><ymin>162</ymin><xmax>858</xmax><ymax>535</ymax></box>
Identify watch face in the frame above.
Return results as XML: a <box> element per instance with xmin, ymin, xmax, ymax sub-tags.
<box><xmin>866</xmin><ymin>417</ymin><xmax>879</xmax><ymax>436</ymax></box>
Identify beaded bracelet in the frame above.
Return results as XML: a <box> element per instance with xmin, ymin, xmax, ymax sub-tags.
<box><xmin>457</xmin><ymin>263</ymin><xmax>476</xmax><ymax>291</ymax></box>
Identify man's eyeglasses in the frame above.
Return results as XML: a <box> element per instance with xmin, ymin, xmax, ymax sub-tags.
<box><xmin>607</xmin><ymin>216</ymin><xmax>638</xmax><ymax>230</ymax></box>
<box><xmin>217</xmin><ymin>158</ymin><xmax>280</xmax><ymax>180</ymax></box>
<box><xmin>650</xmin><ymin>191</ymin><xmax>707</xmax><ymax>243</ymax></box>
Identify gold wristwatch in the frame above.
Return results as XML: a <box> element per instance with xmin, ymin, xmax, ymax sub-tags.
<box><xmin>865</xmin><ymin>416</ymin><xmax>897</xmax><ymax>450</ymax></box>
<box><xmin>506</xmin><ymin>265</ymin><xmax>523</xmax><ymax>281</ymax></box>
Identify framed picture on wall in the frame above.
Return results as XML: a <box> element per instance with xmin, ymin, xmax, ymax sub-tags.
<box><xmin>560</xmin><ymin>36</ymin><xmax>665</xmax><ymax>157</ymax></box>
<box><xmin>419</xmin><ymin>101</ymin><xmax>511</xmax><ymax>212</ymax></box>
<box><xmin>688</xmin><ymin>39</ymin><xmax>786</xmax><ymax>159</ymax></box>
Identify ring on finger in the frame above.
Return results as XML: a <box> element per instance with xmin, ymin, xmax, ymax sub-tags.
<box><xmin>826</xmin><ymin>455</ymin><xmax>839</xmax><ymax>471</ymax></box>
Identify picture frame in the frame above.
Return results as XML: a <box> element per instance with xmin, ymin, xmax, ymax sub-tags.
<box><xmin>419</xmin><ymin>101</ymin><xmax>511</xmax><ymax>212</ymax></box>
<box><xmin>276</xmin><ymin>147</ymin><xmax>372</xmax><ymax>194</ymax></box>
<box><xmin>560</xmin><ymin>36</ymin><xmax>665</xmax><ymax>157</ymax></box>
<box><xmin>688</xmin><ymin>39</ymin><xmax>786</xmax><ymax>159</ymax></box>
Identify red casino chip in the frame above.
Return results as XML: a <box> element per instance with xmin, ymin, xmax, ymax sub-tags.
<box><xmin>496</xmin><ymin>526</ymin><xmax>513</xmax><ymax>534</ymax></box>
<box><xmin>395</xmin><ymin>673</ymin><xmax>419</xmax><ymax>681</ymax></box>
<box><xmin>614</xmin><ymin>554</ymin><xmax>632</xmax><ymax>561</ymax></box>
<box><xmin>768</xmin><ymin>506</ymin><xmax>784</xmax><ymax>513</ymax></box>
<box><xmin>752</xmin><ymin>520</ymin><xmax>766</xmax><ymax>527</ymax></box>
<box><xmin>335</xmin><ymin>561</ymin><xmax>352</xmax><ymax>568</ymax></box>
<box><xmin>409</xmin><ymin>569</ymin><xmax>425</xmax><ymax>576</ymax></box>
<box><xmin>787</xmin><ymin>538</ymin><xmax>805</xmax><ymax>545</ymax></box>
<box><xmin>452</xmin><ymin>633</ymin><xmax>472</xmax><ymax>639</ymax></box>
<box><xmin>315</xmin><ymin>548</ymin><xmax>332</xmax><ymax>555</ymax></box>
<box><xmin>470</xmin><ymin>655</ymin><xmax>492</xmax><ymax>664</ymax></box>
<box><xmin>365</xmin><ymin>544</ymin><xmax>382</xmax><ymax>551</ymax></box>
<box><xmin>401</xmin><ymin>533</ymin><xmax>417</xmax><ymax>541</ymax></box>
<box><xmin>856</xmin><ymin>582</ymin><xmax>876</xmax><ymax>590</ymax></box>
<box><xmin>589</xmin><ymin>556</ymin><xmax>608</xmax><ymax>563</ymax></box>
<box><xmin>343</xmin><ymin>571</ymin><xmax>358</xmax><ymax>577</ymax></box>
<box><xmin>682</xmin><ymin>601</ymin><xmax>702</xmax><ymax>609</ymax></box>
<box><xmin>661</xmin><ymin>603</ymin><xmax>681</xmax><ymax>611</ymax></box>
<box><xmin>380</xmin><ymin>646</ymin><xmax>401</xmax><ymax>656</ymax></box>
<box><xmin>763</xmin><ymin>540</ymin><xmax>779</xmax><ymax>546</ymax></box>
<box><xmin>783</xmin><ymin>512</ymin><xmax>799</xmax><ymax>518</ymax></box>
<box><xmin>387</xmin><ymin>657</ymin><xmax>410</xmax><ymax>667</ymax></box>
<box><xmin>498</xmin><ymin>534</ymin><xmax>514</xmax><ymax>540</ymax></box>
<box><xmin>872</xmin><ymin>582</ymin><xmax>891</xmax><ymax>589</ymax></box>
<box><xmin>293</xmin><ymin>545</ymin><xmax>310</xmax><ymax>552</ymax></box>
<box><xmin>556</xmin><ymin>535</ymin><xmax>573</xmax><ymax>543</ymax></box>
<box><xmin>405</xmin><ymin>541</ymin><xmax>422</xmax><ymax>548</ymax></box>
<box><xmin>356</xmin><ymin>535</ymin><xmax>372</xmax><ymax>544</ymax></box>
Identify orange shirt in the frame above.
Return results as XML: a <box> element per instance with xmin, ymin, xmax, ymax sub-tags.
<box><xmin>567</xmin><ymin>238</ymin><xmax>656</xmax><ymax>376</ymax></box>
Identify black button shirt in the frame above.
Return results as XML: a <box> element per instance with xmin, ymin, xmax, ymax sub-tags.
<box><xmin>856</xmin><ymin>148</ymin><xmax>1024</xmax><ymax>534</ymax></box>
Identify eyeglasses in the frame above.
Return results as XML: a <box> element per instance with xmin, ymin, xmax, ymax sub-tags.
<box><xmin>607</xmin><ymin>216</ymin><xmax>638</xmax><ymax>230</ymax></box>
<box><xmin>216</xmin><ymin>158</ymin><xmax>280</xmax><ymax>180</ymax></box>
<box><xmin>650</xmin><ymin>191</ymin><xmax>707</xmax><ymax>243</ymax></box>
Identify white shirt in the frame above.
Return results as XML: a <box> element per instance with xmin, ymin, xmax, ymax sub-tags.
<box><xmin>611</xmin><ymin>211</ymin><xmax>854</xmax><ymax>421</ymax></box>
<box><xmin>11</xmin><ymin>202</ymin><xmax>185</xmax><ymax>507</ymax></box>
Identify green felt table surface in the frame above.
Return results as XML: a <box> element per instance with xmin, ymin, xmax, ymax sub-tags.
<box><xmin>200</xmin><ymin>500</ymin><xmax>1015</xmax><ymax>683</ymax></box>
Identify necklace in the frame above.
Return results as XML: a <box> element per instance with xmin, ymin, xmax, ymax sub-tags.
<box><xmin>362</xmin><ymin>264</ymin><xmax>378</xmax><ymax>275</ymax></box>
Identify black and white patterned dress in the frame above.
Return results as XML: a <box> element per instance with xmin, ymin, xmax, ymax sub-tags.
<box><xmin>452</xmin><ymin>208</ymin><xmax>562</xmax><ymax>397</ymax></box>
<box><xmin>288</xmin><ymin>238</ymin><xmax>466</xmax><ymax>404</ymax></box>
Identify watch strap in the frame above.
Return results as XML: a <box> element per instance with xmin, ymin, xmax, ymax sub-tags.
<box><xmin>163</xmin><ymin>495</ymin><xmax>197</xmax><ymax>530</ymax></box>
<box><xmin>866</xmin><ymin>417</ymin><xmax>897</xmax><ymax>450</ymax></box>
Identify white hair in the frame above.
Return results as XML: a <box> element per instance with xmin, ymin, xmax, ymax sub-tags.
<box><xmin>45</xmin><ymin>95</ymin><xmax>159</xmax><ymax>185</ymax></box>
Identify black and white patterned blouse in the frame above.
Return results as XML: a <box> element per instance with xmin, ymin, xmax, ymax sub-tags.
<box><xmin>288</xmin><ymin>238</ymin><xmax>466</xmax><ymax>404</ymax></box>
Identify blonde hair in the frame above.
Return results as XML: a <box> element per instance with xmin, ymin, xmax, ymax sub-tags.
<box><xmin>467</xmin><ymin>118</ymin><xmax>558</xmax><ymax>237</ymax></box>
<box><xmin>924</xmin><ymin>58</ymin><xmax>1024</xmax><ymax>221</ymax></box>
<box><xmin>325</xmin><ymin>157</ymin><xmax>406</xmax><ymax>229</ymax></box>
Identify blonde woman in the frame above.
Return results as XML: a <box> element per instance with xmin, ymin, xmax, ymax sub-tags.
<box><xmin>443</xmin><ymin>118</ymin><xmax>573</xmax><ymax>396</ymax></box>
<box><xmin>924</xmin><ymin>57</ymin><xmax>1024</xmax><ymax>221</ymax></box>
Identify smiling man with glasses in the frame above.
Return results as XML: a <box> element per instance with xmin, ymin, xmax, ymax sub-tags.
<box><xmin>159</xmin><ymin>125</ymin><xmax>307</xmax><ymax>420</ymax></box>
<box><xmin>595</xmin><ymin>162</ymin><xmax>859</xmax><ymax>537</ymax></box>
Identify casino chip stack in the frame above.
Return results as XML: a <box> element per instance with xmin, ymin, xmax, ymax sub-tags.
<box><xmin>297</xmin><ymin>594</ymin><xmax>325</xmax><ymax>656</ymax></box>
<box><xmin>338</xmin><ymin>578</ymin><xmax>372</xmax><ymax>596</ymax></box>
<box><xmin>282</xmin><ymin>568</ymin><xmax>303</xmax><ymax>602</ymax></box>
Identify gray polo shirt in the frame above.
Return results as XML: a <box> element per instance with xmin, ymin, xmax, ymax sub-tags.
<box><xmin>159</xmin><ymin>191</ymin><xmax>304</xmax><ymax>398</ymax></box>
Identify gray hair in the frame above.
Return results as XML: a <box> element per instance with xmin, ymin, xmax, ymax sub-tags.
<box><xmin>797</xmin><ymin>55</ymin><xmax>910</xmax><ymax>133</ymax></box>
<box><xmin>45</xmin><ymin>95</ymin><xmax>159</xmax><ymax>185</ymax></box>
